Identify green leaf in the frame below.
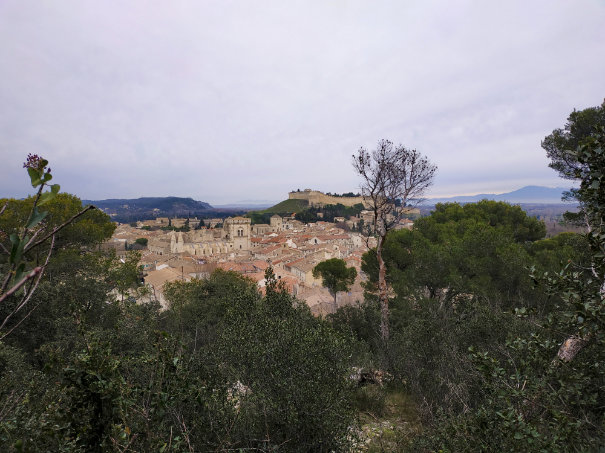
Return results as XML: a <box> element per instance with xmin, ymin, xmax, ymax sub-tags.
<box><xmin>37</xmin><ymin>184</ymin><xmax>60</xmax><ymax>206</ymax></box>
<box><xmin>10</xmin><ymin>235</ymin><xmax>29</xmax><ymax>265</ymax></box>
<box><xmin>13</xmin><ymin>263</ymin><xmax>26</xmax><ymax>284</ymax></box>
<box><xmin>9</xmin><ymin>234</ymin><xmax>20</xmax><ymax>264</ymax></box>
<box><xmin>27</xmin><ymin>168</ymin><xmax>42</xmax><ymax>187</ymax></box>
<box><xmin>38</xmin><ymin>191</ymin><xmax>56</xmax><ymax>206</ymax></box>
<box><xmin>42</xmin><ymin>172</ymin><xmax>53</xmax><ymax>183</ymax></box>
<box><xmin>26</xmin><ymin>207</ymin><xmax>48</xmax><ymax>229</ymax></box>
<box><xmin>8</xmin><ymin>233</ymin><xmax>29</xmax><ymax>265</ymax></box>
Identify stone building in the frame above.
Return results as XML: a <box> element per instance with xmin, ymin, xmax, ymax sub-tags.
<box><xmin>270</xmin><ymin>214</ymin><xmax>283</xmax><ymax>232</ymax></box>
<box><xmin>252</xmin><ymin>224</ymin><xmax>272</xmax><ymax>235</ymax></box>
<box><xmin>147</xmin><ymin>216</ymin><xmax>252</xmax><ymax>258</ymax></box>
<box><xmin>224</xmin><ymin>216</ymin><xmax>251</xmax><ymax>251</ymax></box>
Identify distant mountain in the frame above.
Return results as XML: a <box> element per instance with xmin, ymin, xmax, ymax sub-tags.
<box><xmin>425</xmin><ymin>186</ymin><xmax>576</xmax><ymax>205</ymax></box>
<box><xmin>82</xmin><ymin>197</ymin><xmax>214</xmax><ymax>222</ymax></box>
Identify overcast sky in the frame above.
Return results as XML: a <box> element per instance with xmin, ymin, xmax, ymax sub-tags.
<box><xmin>1</xmin><ymin>1</ymin><xmax>604</xmax><ymax>204</ymax></box>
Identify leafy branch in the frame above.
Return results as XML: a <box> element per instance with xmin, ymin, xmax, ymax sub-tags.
<box><xmin>0</xmin><ymin>155</ymin><xmax>97</xmax><ymax>337</ymax></box>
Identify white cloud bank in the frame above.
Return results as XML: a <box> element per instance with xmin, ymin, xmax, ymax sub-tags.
<box><xmin>0</xmin><ymin>0</ymin><xmax>604</xmax><ymax>203</ymax></box>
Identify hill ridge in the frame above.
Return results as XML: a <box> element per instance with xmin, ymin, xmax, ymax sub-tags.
<box><xmin>426</xmin><ymin>185</ymin><xmax>575</xmax><ymax>205</ymax></box>
<box><xmin>82</xmin><ymin>196</ymin><xmax>214</xmax><ymax>222</ymax></box>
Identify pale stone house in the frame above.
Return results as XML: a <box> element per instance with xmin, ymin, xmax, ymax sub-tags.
<box><xmin>270</xmin><ymin>215</ymin><xmax>283</xmax><ymax>232</ymax></box>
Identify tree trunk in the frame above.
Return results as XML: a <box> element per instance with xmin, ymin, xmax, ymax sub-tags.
<box><xmin>376</xmin><ymin>237</ymin><xmax>389</xmax><ymax>342</ymax></box>
<box><xmin>333</xmin><ymin>292</ymin><xmax>338</xmax><ymax>313</ymax></box>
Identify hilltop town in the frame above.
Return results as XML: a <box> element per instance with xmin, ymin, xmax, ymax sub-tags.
<box><xmin>104</xmin><ymin>190</ymin><xmax>417</xmax><ymax>314</ymax></box>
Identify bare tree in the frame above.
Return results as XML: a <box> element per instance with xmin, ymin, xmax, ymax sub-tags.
<box><xmin>353</xmin><ymin>140</ymin><xmax>436</xmax><ymax>341</ymax></box>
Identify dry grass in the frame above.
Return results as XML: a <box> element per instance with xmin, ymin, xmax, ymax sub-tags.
<box><xmin>354</xmin><ymin>386</ymin><xmax>422</xmax><ymax>452</ymax></box>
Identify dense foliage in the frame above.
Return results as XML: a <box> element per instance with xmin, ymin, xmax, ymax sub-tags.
<box><xmin>409</xmin><ymin>121</ymin><xmax>605</xmax><ymax>453</ymax></box>
<box><xmin>338</xmin><ymin>113</ymin><xmax>605</xmax><ymax>451</ymax></box>
<box><xmin>2</xmin><ymin>102</ymin><xmax>604</xmax><ymax>451</ymax></box>
<box><xmin>295</xmin><ymin>203</ymin><xmax>365</xmax><ymax>223</ymax></box>
<box><xmin>0</xmin><ymin>188</ymin><xmax>357</xmax><ymax>451</ymax></box>
<box><xmin>542</xmin><ymin>100</ymin><xmax>605</xmax><ymax>181</ymax></box>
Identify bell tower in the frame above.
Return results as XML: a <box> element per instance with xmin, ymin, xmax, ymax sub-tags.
<box><xmin>223</xmin><ymin>217</ymin><xmax>251</xmax><ymax>251</ymax></box>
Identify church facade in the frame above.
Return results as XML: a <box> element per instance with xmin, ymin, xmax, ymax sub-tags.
<box><xmin>148</xmin><ymin>216</ymin><xmax>252</xmax><ymax>257</ymax></box>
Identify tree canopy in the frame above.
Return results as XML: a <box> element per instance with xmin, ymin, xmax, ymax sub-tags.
<box><xmin>312</xmin><ymin>258</ymin><xmax>357</xmax><ymax>309</ymax></box>
<box><xmin>362</xmin><ymin>200</ymin><xmax>552</xmax><ymax>312</ymax></box>
<box><xmin>542</xmin><ymin>99</ymin><xmax>605</xmax><ymax>181</ymax></box>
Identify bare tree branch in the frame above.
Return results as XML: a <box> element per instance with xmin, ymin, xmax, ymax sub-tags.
<box><xmin>0</xmin><ymin>235</ymin><xmax>55</xmax><ymax>335</ymax></box>
<box><xmin>0</xmin><ymin>267</ymin><xmax>43</xmax><ymax>304</ymax></box>
<box><xmin>25</xmin><ymin>204</ymin><xmax>95</xmax><ymax>252</ymax></box>
<box><xmin>353</xmin><ymin>140</ymin><xmax>436</xmax><ymax>342</ymax></box>
<box><xmin>0</xmin><ymin>292</ymin><xmax>47</xmax><ymax>341</ymax></box>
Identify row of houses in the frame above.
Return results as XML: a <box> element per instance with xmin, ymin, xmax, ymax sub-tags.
<box><xmin>108</xmin><ymin>212</ymin><xmax>392</xmax><ymax>312</ymax></box>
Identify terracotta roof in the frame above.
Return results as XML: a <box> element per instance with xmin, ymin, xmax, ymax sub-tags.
<box><xmin>144</xmin><ymin>267</ymin><xmax>184</xmax><ymax>289</ymax></box>
<box><xmin>217</xmin><ymin>262</ymin><xmax>244</xmax><ymax>272</ymax></box>
<box><xmin>252</xmin><ymin>260</ymin><xmax>270</xmax><ymax>270</ymax></box>
<box><xmin>317</xmin><ymin>234</ymin><xmax>350</xmax><ymax>241</ymax></box>
<box><xmin>256</xmin><ymin>244</ymin><xmax>281</xmax><ymax>254</ymax></box>
<box><xmin>246</xmin><ymin>272</ymin><xmax>266</xmax><ymax>282</ymax></box>
<box><xmin>285</xmin><ymin>257</ymin><xmax>305</xmax><ymax>267</ymax></box>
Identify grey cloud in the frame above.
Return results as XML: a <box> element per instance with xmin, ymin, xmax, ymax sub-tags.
<box><xmin>1</xmin><ymin>1</ymin><xmax>604</xmax><ymax>204</ymax></box>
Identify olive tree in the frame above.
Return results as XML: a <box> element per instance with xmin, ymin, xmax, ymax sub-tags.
<box><xmin>353</xmin><ymin>139</ymin><xmax>436</xmax><ymax>341</ymax></box>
